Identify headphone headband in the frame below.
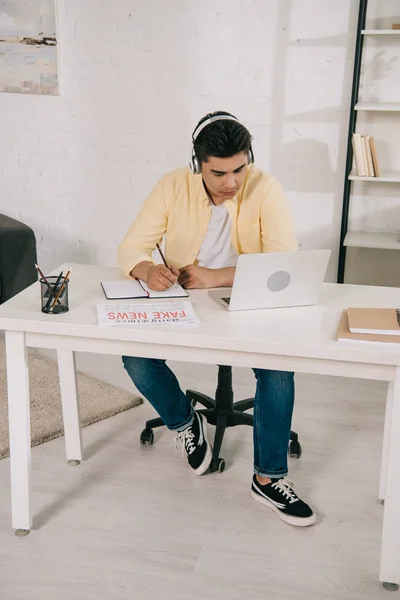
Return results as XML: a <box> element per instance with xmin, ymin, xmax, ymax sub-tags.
<box><xmin>192</xmin><ymin>115</ymin><xmax>239</xmax><ymax>142</ymax></box>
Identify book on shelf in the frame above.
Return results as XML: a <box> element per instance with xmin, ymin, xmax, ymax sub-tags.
<box><xmin>360</xmin><ymin>135</ymin><xmax>369</xmax><ymax>175</ymax></box>
<box><xmin>365</xmin><ymin>135</ymin><xmax>374</xmax><ymax>176</ymax></box>
<box><xmin>352</xmin><ymin>133</ymin><xmax>366</xmax><ymax>176</ymax></box>
<box><xmin>351</xmin><ymin>133</ymin><xmax>380</xmax><ymax>177</ymax></box>
<box><xmin>392</xmin><ymin>24</ymin><xmax>400</xmax><ymax>30</ymax></box>
<box><xmin>369</xmin><ymin>136</ymin><xmax>381</xmax><ymax>177</ymax></box>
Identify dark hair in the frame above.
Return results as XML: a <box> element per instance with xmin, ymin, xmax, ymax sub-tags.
<box><xmin>193</xmin><ymin>110</ymin><xmax>252</xmax><ymax>164</ymax></box>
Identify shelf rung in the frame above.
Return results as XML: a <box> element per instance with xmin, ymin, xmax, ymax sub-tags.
<box><xmin>344</xmin><ymin>231</ymin><xmax>400</xmax><ymax>250</ymax></box>
<box><xmin>361</xmin><ymin>29</ymin><xmax>400</xmax><ymax>35</ymax></box>
<box><xmin>349</xmin><ymin>170</ymin><xmax>400</xmax><ymax>183</ymax></box>
<box><xmin>354</xmin><ymin>102</ymin><xmax>400</xmax><ymax>111</ymax></box>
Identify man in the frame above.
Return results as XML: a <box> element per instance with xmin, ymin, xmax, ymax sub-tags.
<box><xmin>118</xmin><ymin>111</ymin><xmax>316</xmax><ymax>527</ymax></box>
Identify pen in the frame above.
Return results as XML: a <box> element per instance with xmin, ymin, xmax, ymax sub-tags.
<box><xmin>156</xmin><ymin>243</ymin><xmax>169</xmax><ymax>270</ymax></box>
<box><xmin>34</xmin><ymin>263</ymin><xmax>62</xmax><ymax>307</ymax></box>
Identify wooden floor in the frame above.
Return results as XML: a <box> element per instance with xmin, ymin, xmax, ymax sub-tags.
<box><xmin>0</xmin><ymin>357</ymin><xmax>392</xmax><ymax>599</ymax></box>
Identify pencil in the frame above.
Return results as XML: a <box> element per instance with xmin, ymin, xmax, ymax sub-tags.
<box><xmin>44</xmin><ymin>270</ymin><xmax>63</xmax><ymax>312</ymax></box>
<box><xmin>34</xmin><ymin>263</ymin><xmax>47</xmax><ymax>282</ymax></box>
<box><xmin>50</xmin><ymin>268</ymin><xmax>71</xmax><ymax>312</ymax></box>
<box><xmin>156</xmin><ymin>243</ymin><xmax>169</xmax><ymax>270</ymax></box>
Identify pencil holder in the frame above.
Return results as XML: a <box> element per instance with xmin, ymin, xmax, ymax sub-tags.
<box><xmin>40</xmin><ymin>276</ymin><xmax>69</xmax><ymax>314</ymax></box>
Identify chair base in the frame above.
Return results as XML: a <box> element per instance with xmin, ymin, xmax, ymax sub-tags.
<box><xmin>140</xmin><ymin>365</ymin><xmax>302</xmax><ymax>472</ymax></box>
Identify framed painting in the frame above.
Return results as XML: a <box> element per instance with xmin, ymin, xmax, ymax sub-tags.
<box><xmin>0</xmin><ymin>0</ymin><xmax>58</xmax><ymax>95</ymax></box>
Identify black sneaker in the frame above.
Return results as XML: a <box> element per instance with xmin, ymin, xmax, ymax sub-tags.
<box><xmin>251</xmin><ymin>475</ymin><xmax>316</xmax><ymax>527</ymax></box>
<box><xmin>176</xmin><ymin>413</ymin><xmax>212</xmax><ymax>475</ymax></box>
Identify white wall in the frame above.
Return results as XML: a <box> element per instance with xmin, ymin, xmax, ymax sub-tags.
<box><xmin>0</xmin><ymin>0</ymin><xmax>367</xmax><ymax>280</ymax></box>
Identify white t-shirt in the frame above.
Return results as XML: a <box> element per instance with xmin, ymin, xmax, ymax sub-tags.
<box><xmin>196</xmin><ymin>201</ymin><xmax>238</xmax><ymax>269</ymax></box>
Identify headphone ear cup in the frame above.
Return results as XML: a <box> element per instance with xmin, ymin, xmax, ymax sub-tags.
<box><xmin>248</xmin><ymin>147</ymin><xmax>254</xmax><ymax>164</ymax></box>
<box><xmin>192</xmin><ymin>155</ymin><xmax>200</xmax><ymax>175</ymax></box>
<box><xmin>189</xmin><ymin>143</ymin><xmax>200</xmax><ymax>174</ymax></box>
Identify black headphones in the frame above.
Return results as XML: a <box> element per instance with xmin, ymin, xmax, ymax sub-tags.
<box><xmin>189</xmin><ymin>114</ymin><xmax>254</xmax><ymax>174</ymax></box>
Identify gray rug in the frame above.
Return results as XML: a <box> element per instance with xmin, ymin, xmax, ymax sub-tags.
<box><xmin>0</xmin><ymin>339</ymin><xmax>143</xmax><ymax>459</ymax></box>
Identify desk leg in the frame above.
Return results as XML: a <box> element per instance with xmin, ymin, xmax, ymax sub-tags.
<box><xmin>380</xmin><ymin>366</ymin><xmax>400</xmax><ymax>590</ymax></box>
<box><xmin>5</xmin><ymin>331</ymin><xmax>32</xmax><ymax>535</ymax></box>
<box><xmin>379</xmin><ymin>381</ymin><xmax>393</xmax><ymax>502</ymax></box>
<box><xmin>57</xmin><ymin>350</ymin><xmax>82</xmax><ymax>465</ymax></box>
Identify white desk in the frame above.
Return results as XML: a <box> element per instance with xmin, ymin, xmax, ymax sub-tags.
<box><xmin>1</xmin><ymin>263</ymin><xmax>400</xmax><ymax>590</ymax></box>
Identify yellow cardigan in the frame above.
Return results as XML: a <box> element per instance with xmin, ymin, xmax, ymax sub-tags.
<box><xmin>117</xmin><ymin>165</ymin><xmax>297</xmax><ymax>277</ymax></box>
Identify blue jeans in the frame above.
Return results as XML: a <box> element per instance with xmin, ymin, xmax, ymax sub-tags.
<box><xmin>122</xmin><ymin>356</ymin><xmax>294</xmax><ymax>479</ymax></box>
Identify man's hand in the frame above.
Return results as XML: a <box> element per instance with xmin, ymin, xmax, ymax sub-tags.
<box><xmin>178</xmin><ymin>265</ymin><xmax>217</xmax><ymax>289</ymax></box>
<box><xmin>147</xmin><ymin>264</ymin><xmax>180</xmax><ymax>291</ymax></box>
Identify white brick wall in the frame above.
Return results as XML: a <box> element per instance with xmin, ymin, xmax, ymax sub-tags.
<box><xmin>0</xmin><ymin>0</ymin><xmax>368</xmax><ymax>279</ymax></box>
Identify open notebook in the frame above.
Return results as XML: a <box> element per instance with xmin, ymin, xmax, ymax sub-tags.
<box><xmin>101</xmin><ymin>279</ymin><xmax>188</xmax><ymax>300</ymax></box>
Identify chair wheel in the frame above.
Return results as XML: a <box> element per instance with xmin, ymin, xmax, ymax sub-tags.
<box><xmin>288</xmin><ymin>440</ymin><xmax>302</xmax><ymax>458</ymax></box>
<box><xmin>210</xmin><ymin>457</ymin><xmax>226</xmax><ymax>473</ymax></box>
<box><xmin>383</xmin><ymin>582</ymin><xmax>399</xmax><ymax>591</ymax></box>
<box><xmin>140</xmin><ymin>429</ymin><xmax>154</xmax><ymax>445</ymax></box>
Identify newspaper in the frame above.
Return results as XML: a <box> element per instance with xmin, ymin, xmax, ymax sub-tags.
<box><xmin>96</xmin><ymin>301</ymin><xmax>199</xmax><ymax>327</ymax></box>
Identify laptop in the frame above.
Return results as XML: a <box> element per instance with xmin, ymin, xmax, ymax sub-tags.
<box><xmin>208</xmin><ymin>249</ymin><xmax>331</xmax><ymax>311</ymax></box>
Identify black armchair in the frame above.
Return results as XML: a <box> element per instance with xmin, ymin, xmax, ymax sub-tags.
<box><xmin>0</xmin><ymin>214</ymin><xmax>37</xmax><ymax>304</ymax></box>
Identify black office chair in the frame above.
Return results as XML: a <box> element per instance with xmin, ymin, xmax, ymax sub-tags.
<box><xmin>140</xmin><ymin>365</ymin><xmax>302</xmax><ymax>473</ymax></box>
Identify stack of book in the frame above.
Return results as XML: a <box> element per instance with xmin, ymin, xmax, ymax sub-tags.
<box><xmin>337</xmin><ymin>307</ymin><xmax>400</xmax><ymax>344</ymax></box>
<box><xmin>351</xmin><ymin>133</ymin><xmax>381</xmax><ymax>178</ymax></box>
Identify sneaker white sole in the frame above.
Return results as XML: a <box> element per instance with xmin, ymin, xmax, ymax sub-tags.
<box><xmin>192</xmin><ymin>414</ymin><xmax>213</xmax><ymax>476</ymax></box>
<box><xmin>250</xmin><ymin>488</ymin><xmax>317</xmax><ymax>527</ymax></box>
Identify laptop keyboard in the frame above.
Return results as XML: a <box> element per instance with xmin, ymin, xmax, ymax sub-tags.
<box><xmin>222</xmin><ymin>297</ymin><xmax>231</xmax><ymax>305</ymax></box>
